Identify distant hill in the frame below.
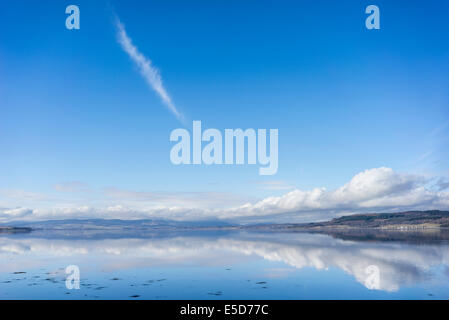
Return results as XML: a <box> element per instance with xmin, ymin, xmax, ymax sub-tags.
<box><xmin>250</xmin><ymin>210</ymin><xmax>449</xmax><ymax>231</ymax></box>
<box><xmin>0</xmin><ymin>219</ymin><xmax>237</xmax><ymax>240</ymax></box>
<box><xmin>0</xmin><ymin>227</ymin><xmax>32</xmax><ymax>234</ymax></box>
<box><xmin>2</xmin><ymin>211</ymin><xmax>449</xmax><ymax>235</ymax></box>
<box><xmin>2</xmin><ymin>218</ymin><xmax>235</xmax><ymax>230</ymax></box>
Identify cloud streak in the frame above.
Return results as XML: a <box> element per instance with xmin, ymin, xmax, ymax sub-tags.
<box><xmin>116</xmin><ymin>18</ymin><xmax>183</xmax><ymax>121</ymax></box>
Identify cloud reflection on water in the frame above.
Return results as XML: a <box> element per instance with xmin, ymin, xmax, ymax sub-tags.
<box><xmin>1</xmin><ymin>232</ymin><xmax>449</xmax><ymax>293</ymax></box>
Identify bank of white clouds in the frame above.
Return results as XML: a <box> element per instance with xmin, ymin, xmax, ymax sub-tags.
<box><xmin>228</xmin><ymin>167</ymin><xmax>448</xmax><ymax>218</ymax></box>
<box><xmin>1</xmin><ymin>167</ymin><xmax>448</xmax><ymax>222</ymax></box>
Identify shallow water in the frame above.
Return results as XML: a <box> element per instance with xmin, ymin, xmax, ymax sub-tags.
<box><xmin>1</xmin><ymin>230</ymin><xmax>449</xmax><ymax>299</ymax></box>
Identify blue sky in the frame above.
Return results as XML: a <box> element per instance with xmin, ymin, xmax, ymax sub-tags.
<box><xmin>0</xmin><ymin>0</ymin><xmax>448</xmax><ymax>222</ymax></box>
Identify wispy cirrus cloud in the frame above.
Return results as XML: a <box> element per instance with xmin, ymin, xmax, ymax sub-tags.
<box><xmin>115</xmin><ymin>18</ymin><xmax>184</xmax><ymax>122</ymax></box>
<box><xmin>54</xmin><ymin>181</ymin><xmax>90</xmax><ymax>193</ymax></box>
<box><xmin>256</xmin><ymin>180</ymin><xmax>295</xmax><ymax>191</ymax></box>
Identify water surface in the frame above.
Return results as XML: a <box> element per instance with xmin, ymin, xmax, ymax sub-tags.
<box><xmin>1</xmin><ymin>230</ymin><xmax>449</xmax><ymax>299</ymax></box>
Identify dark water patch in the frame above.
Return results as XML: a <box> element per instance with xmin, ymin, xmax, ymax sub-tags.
<box><xmin>94</xmin><ymin>286</ymin><xmax>106</xmax><ymax>290</ymax></box>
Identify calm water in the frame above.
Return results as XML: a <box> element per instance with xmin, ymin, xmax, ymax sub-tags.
<box><xmin>1</xmin><ymin>230</ymin><xmax>449</xmax><ymax>299</ymax></box>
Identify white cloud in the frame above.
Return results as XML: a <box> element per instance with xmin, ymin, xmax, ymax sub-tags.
<box><xmin>0</xmin><ymin>207</ymin><xmax>33</xmax><ymax>220</ymax></box>
<box><xmin>102</xmin><ymin>187</ymin><xmax>254</xmax><ymax>208</ymax></box>
<box><xmin>436</xmin><ymin>178</ymin><xmax>449</xmax><ymax>191</ymax></box>
<box><xmin>256</xmin><ymin>180</ymin><xmax>295</xmax><ymax>191</ymax></box>
<box><xmin>228</xmin><ymin>167</ymin><xmax>448</xmax><ymax>219</ymax></box>
<box><xmin>0</xmin><ymin>189</ymin><xmax>48</xmax><ymax>201</ymax></box>
<box><xmin>54</xmin><ymin>181</ymin><xmax>89</xmax><ymax>193</ymax></box>
<box><xmin>116</xmin><ymin>18</ymin><xmax>183</xmax><ymax>121</ymax></box>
